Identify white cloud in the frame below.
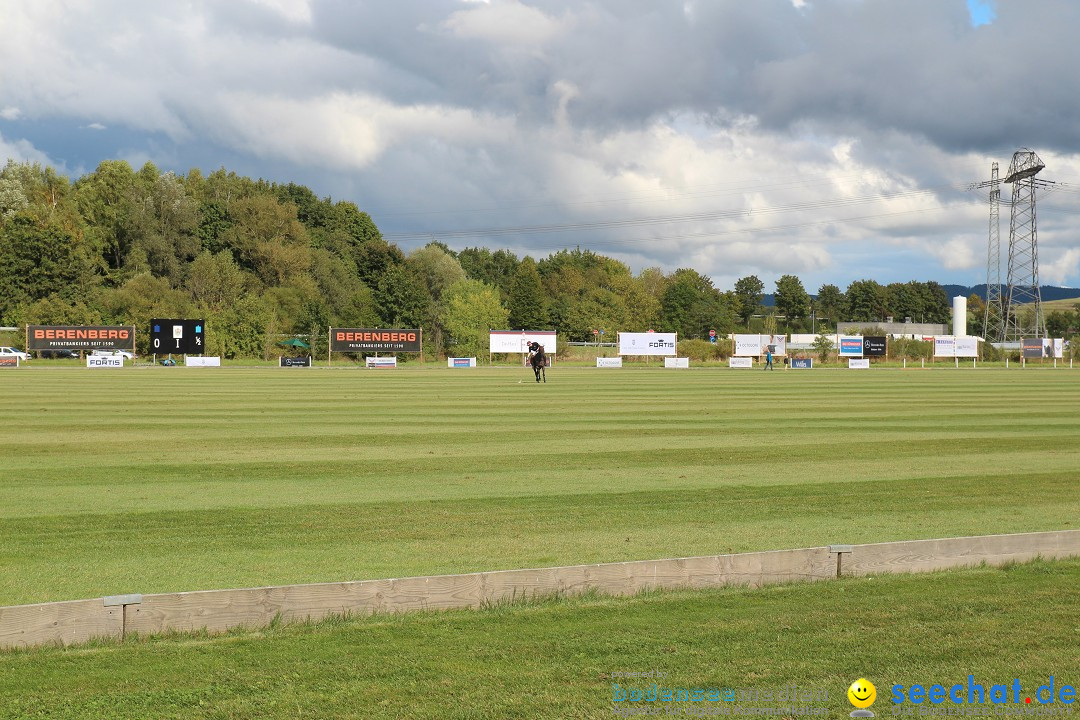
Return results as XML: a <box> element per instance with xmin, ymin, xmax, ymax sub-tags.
<box><xmin>1041</xmin><ymin>248</ymin><xmax>1080</xmax><ymax>286</ymax></box>
<box><xmin>442</xmin><ymin>1</ymin><xmax>569</xmax><ymax>47</ymax></box>
<box><xmin>2</xmin><ymin>1</ymin><xmax>1080</xmax><ymax>288</ymax></box>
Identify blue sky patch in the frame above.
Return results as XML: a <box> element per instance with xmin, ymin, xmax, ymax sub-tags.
<box><xmin>967</xmin><ymin>0</ymin><xmax>996</xmax><ymax>27</ymax></box>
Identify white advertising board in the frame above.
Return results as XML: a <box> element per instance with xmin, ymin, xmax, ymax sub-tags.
<box><xmin>618</xmin><ymin>332</ymin><xmax>677</xmax><ymax>356</ymax></box>
<box><xmin>934</xmin><ymin>336</ymin><xmax>955</xmax><ymax>357</ymax></box>
<box><xmin>185</xmin><ymin>356</ymin><xmax>221</xmax><ymax>367</ymax></box>
<box><xmin>934</xmin><ymin>336</ymin><xmax>979</xmax><ymax>358</ymax></box>
<box><xmin>1054</xmin><ymin>338</ymin><xmax>1065</xmax><ymax>359</ymax></box>
<box><xmin>733</xmin><ymin>334</ymin><xmax>787</xmax><ymax>357</ymax></box>
<box><xmin>955</xmin><ymin>337</ymin><xmax>979</xmax><ymax>358</ymax></box>
<box><xmin>729</xmin><ymin>357</ymin><xmax>753</xmax><ymax>369</ymax></box>
<box><xmin>596</xmin><ymin>357</ymin><xmax>623</xmax><ymax>368</ymax></box>
<box><xmin>489</xmin><ymin>330</ymin><xmax>557</xmax><ymax>354</ymax></box>
<box><xmin>447</xmin><ymin>357</ymin><xmax>477</xmax><ymax>368</ymax></box>
<box><xmin>366</xmin><ymin>356</ymin><xmax>397</xmax><ymax>368</ymax></box>
<box><xmin>87</xmin><ymin>355</ymin><xmax>123</xmax><ymax>368</ymax></box>
<box><xmin>848</xmin><ymin>358</ymin><xmax>870</xmax><ymax>369</ymax></box>
<box><xmin>734</xmin><ymin>334</ymin><xmax>762</xmax><ymax>356</ymax></box>
<box><xmin>664</xmin><ymin>357</ymin><xmax>690</xmax><ymax>369</ymax></box>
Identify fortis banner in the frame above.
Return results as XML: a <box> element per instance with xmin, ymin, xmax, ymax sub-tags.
<box><xmin>618</xmin><ymin>332</ymin><xmax>677</xmax><ymax>356</ymax></box>
<box><xmin>330</xmin><ymin>328</ymin><xmax>422</xmax><ymax>353</ymax></box>
<box><xmin>28</xmin><ymin>326</ymin><xmax>135</xmax><ymax>352</ymax></box>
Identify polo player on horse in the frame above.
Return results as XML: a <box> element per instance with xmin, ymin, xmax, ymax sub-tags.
<box><xmin>527</xmin><ymin>341</ymin><xmax>547</xmax><ymax>383</ymax></box>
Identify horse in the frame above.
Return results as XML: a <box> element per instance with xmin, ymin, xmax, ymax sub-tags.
<box><xmin>529</xmin><ymin>346</ymin><xmax>547</xmax><ymax>383</ymax></box>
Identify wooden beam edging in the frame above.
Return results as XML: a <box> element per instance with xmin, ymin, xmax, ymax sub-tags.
<box><xmin>1</xmin><ymin>530</ymin><xmax>1077</xmax><ymax>650</ymax></box>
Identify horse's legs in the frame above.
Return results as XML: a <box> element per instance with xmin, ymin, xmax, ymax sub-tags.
<box><xmin>541</xmin><ymin>366</ymin><xmax>546</xmax><ymax>383</ymax></box>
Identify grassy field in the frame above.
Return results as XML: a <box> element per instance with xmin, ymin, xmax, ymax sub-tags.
<box><xmin>0</xmin><ymin>559</ymin><xmax>1076</xmax><ymax>719</ymax></box>
<box><xmin>0</xmin><ymin>364</ymin><xmax>1077</xmax><ymax>606</ymax></box>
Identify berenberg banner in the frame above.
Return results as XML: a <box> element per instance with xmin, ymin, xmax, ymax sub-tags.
<box><xmin>28</xmin><ymin>325</ymin><xmax>135</xmax><ymax>352</ymax></box>
<box><xmin>331</xmin><ymin>328</ymin><xmax>421</xmax><ymax>353</ymax></box>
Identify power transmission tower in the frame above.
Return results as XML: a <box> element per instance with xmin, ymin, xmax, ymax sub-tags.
<box><xmin>977</xmin><ymin>162</ymin><xmax>1004</xmax><ymax>342</ymax></box>
<box><xmin>1002</xmin><ymin>148</ymin><xmax>1048</xmax><ymax>341</ymax></box>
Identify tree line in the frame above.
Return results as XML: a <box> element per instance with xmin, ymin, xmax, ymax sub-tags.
<box><xmin>1</xmin><ymin>159</ymin><xmax>962</xmax><ymax>358</ymax></box>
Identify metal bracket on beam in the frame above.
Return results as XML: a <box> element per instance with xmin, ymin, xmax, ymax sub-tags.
<box><xmin>103</xmin><ymin>595</ymin><xmax>142</xmax><ymax>640</ymax></box>
<box><xmin>828</xmin><ymin>545</ymin><xmax>854</xmax><ymax>578</ymax></box>
<box><xmin>103</xmin><ymin>594</ymin><xmax>142</xmax><ymax>607</ymax></box>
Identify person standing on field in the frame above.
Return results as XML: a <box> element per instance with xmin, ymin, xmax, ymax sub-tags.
<box><xmin>764</xmin><ymin>347</ymin><xmax>774</xmax><ymax>371</ymax></box>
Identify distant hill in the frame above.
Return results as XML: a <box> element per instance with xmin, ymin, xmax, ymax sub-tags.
<box><xmin>942</xmin><ymin>284</ymin><xmax>1080</xmax><ymax>302</ymax></box>
<box><xmin>761</xmin><ymin>285</ymin><xmax>1080</xmax><ymax>306</ymax></box>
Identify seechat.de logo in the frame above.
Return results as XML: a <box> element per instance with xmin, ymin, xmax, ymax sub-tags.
<box><xmin>849</xmin><ymin>678</ymin><xmax>877</xmax><ymax>717</ymax></box>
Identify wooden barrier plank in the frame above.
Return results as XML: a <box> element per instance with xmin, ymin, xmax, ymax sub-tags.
<box><xmin>3</xmin><ymin>530</ymin><xmax>1078</xmax><ymax>650</ymax></box>
<box><xmin>0</xmin><ymin>598</ymin><xmax>121</xmax><ymax>649</ymax></box>
<box><xmin>843</xmin><ymin>530</ymin><xmax>1080</xmax><ymax>577</ymax></box>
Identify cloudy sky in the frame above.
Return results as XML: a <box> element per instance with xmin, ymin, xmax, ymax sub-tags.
<box><xmin>2</xmin><ymin>0</ymin><xmax>1080</xmax><ymax>291</ymax></box>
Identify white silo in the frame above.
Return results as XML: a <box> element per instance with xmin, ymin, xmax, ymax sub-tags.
<box><xmin>952</xmin><ymin>296</ymin><xmax>967</xmax><ymax>337</ymax></box>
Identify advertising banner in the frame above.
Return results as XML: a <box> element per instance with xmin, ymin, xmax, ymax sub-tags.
<box><xmin>596</xmin><ymin>357</ymin><xmax>623</xmax><ymax>368</ymax></box>
<box><xmin>331</xmin><ymin>328</ymin><xmax>421</xmax><ymax>353</ymax></box>
<box><xmin>1021</xmin><ymin>339</ymin><xmax>1044</xmax><ymax>359</ymax></box>
<box><xmin>934</xmin><ymin>336</ymin><xmax>955</xmax><ymax>357</ymax></box>
<box><xmin>733</xmin><ymin>334</ymin><xmax>761</xmax><ymax>356</ymax></box>
<box><xmin>279</xmin><ymin>356</ymin><xmax>311</xmax><ymax>367</ymax></box>
<box><xmin>489</xmin><ymin>330</ymin><xmax>557</xmax><ymax>355</ymax></box>
<box><xmin>862</xmin><ymin>337</ymin><xmax>887</xmax><ymax>356</ymax></box>
<box><xmin>366</xmin><ymin>356</ymin><xmax>397</xmax><ymax>368</ymax></box>
<box><xmin>186</xmin><ymin>356</ymin><xmax>221</xmax><ymax>367</ymax></box>
<box><xmin>791</xmin><ymin>358</ymin><xmax>813</xmax><ymax>369</ymax></box>
<box><xmin>1053</xmin><ymin>338</ymin><xmax>1065</xmax><ymax>359</ymax></box>
<box><xmin>734</xmin><ymin>334</ymin><xmax>787</xmax><ymax>356</ymax></box>
<box><xmin>955</xmin><ymin>337</ymin><xmax>979</xmax><ymax>358</ymax></box>
<box><xmin>87</xmin><ymin>355</ymin><xmax>123</xmax><ymax>368</ymax></box>
<box><xmin>848</xmin><ymin>358</ymin><xmax>870</xmax><ymax>369</ymax></box>
<box><xmin>764</xmin><ymin>335</ymin><xmax>787</xmax><ymax>357</ymax></box>
<box><xmin>0</xmin><ymin>356</ymin><xmax>20</xmax><ymax>367</ymax></box>
<box><xmin>664</xmin><ymin>357</ymin><xmax>690</xmax><ymax>368</ymax></box>
<box><xmin>150</xmin><ymin>319</ymin><xmax>205</xmax><ymax>355</ymax></box>
<box><xmin>448</xmin><ymin>357</ymin><xmax>477</xmax><ymax>367</ymax></box>
<box><xmin>618</xmin><ymin>332</ymin><xmax>677</xmax><ymax>356</ymax></box>
<box><xmin>28</xmin><ymin>326</ymin><xmax>135</xmax><ymax>352</ymax></box>
<box><xmin>838</xmin><ymin>336</ymin><xmax>864</xmax><ymax>357</ymax></box>
<box><xmin>729</xmin><ymin>357</ymin><xmax>753</xmax><ymax>368</ymax></box>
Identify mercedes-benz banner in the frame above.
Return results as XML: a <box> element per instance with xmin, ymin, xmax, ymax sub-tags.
<box><xmin>862</xmin><ymin>336</ymin><xmax>887</xmax><ymax>356</ymax></box>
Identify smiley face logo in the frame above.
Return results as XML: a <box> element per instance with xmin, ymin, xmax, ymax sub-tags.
<box><xmin>848</xmin><ymin>678</ymin><xmax>876</xmax><ymax>709</ymax></box>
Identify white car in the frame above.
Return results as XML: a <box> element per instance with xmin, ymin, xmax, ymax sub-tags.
<box><xmin>90</xmin><ymin>349</ymin><xmax>135</xmax><ymax>360</ymax></box>
<box><xmin>0</xmin><ymin>346</ymin><xmax>30</xmax><ymax>361</ymax></box>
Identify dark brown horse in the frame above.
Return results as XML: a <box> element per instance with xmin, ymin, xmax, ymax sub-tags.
<box><xmin>529</xmin><ymin>346</ymin><xmax>547</xmax><ymax>383</ymax></box>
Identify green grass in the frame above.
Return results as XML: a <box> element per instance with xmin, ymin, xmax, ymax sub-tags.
<box><xmin>0</xmin><ymin>365</ymin><xmax>1077</xmax><ymax>606</ymax></box>
<box><xmin>0</xmin><ymin>559</ymin><xmax>1077</xmax><ymax>719</ymax></box>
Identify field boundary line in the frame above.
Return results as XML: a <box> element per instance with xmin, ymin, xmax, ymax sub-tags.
<box><xmin>1</xmin><ymin>529</ymin><xmax>1076</xmax><ymax>650</ymax></box>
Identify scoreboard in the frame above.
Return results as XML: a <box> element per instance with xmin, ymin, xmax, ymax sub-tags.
<box><xmin>150</xmin><ymin>319</ymin><xmax>205</xmax><ymax>355</ymax></box>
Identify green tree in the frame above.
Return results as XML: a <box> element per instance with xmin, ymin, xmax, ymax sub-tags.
<box><xmin>846</xmin><ymin>279</ymin><xmax>887</xmax><ymax>322</ymax></box>
<box><xmin>813</xmin><ymin>284</ymin><xmax>846</xmax><ymax>328</ymax></box>
<box><xmin>812</xmin><ymin>333</ymin><xmax>834</xmax><ymax>363</ymax></box>
<box><xmin>507</xmin><ymin>257</ymin><xmax>547</xmax><ymax>329</ymax></box>
<box><xmin>374</xmin><ymin>264</ymin><xmax>432</xmax><ymax>328</ymax></box>
<box><xmin>0</xmin><ymin>213</ymin><xmax>92</xmax><ymax>322</ymax></box>
<box><xmin>458</xmin><ymin>247</ymin><xmax>519</xmax><ymax>300</ymax></box>
<box><xmin>440</xmin><ymin>279</ymin><xmax>509</xmax><ymax>359</ymax></box>
<box><xmin>774</xmin><ymin>274</ymin><xmax>810</xmax><ymax>324</ymax></box>
<box><xmin>733</xmin><ymin>275</ymin><xmax>764</xmax><ymax>327</ymax></box>
<box><xmin>1046</xmin><ymin>310</ymin><xmax>1074</xmax><ymax>338</ymax></box>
